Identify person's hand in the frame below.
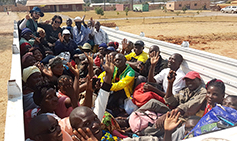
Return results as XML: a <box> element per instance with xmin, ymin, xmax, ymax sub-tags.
<box><xmin>67</xmin><ymin>62</ymin><xmax>80</xmax><ymax>77</ymax></box>
<box><xmin>60</xmin><ymin>76</ymin><xmax>74</xmax><ymax>97</ymax></box>
<box><xmin>103</xmin><ymin>54</ymin><xmax>114</xmax><ymax>75</ymax></box>
<box><xmin>44</xmin><ymin>20</ymin><xmax>51</xmax><ymax>24</ymax></box>
<box><xmin>72</xmin><ymin>128</ymin><xmax>98</xmax><ymax>141</ymax></box>
<box><xmin>84</xmin><ymin>52</ymin><xmax>94</xmax><ymax>66</ymax></box>
<box><xmin>94</xmin><ymin>79</ymin><xmax>101</xmax><ymax>90</ymax></box>
<box><xmin>38</xmin><ymin>30</ymin><xmax>46</xmax><ymax>38</ymax></box>
<box><xmin>167</xmin><ymin>70</ymin><xmax>176</xmax><ymax>83</ymax></box>
<box><xmin>121</xmin><ymin>38</ymin><xmax>128</xmax><ymax>51</ymax></box>
<box><xmin>36</xmin><ymin>63</ymin><xmax>53</xmax><ymax>77</ymax></box>
<box><xmin>86</xmin><ymin>76</ymin><xmax>94</xmax><ymax>92</ymax></box>
<box><xmin>155</xmin><ymin>113</ymin><xmax>166</xmax><ymax>130</ymax></box>
<box><xmin>25</xmin><ymin>14</ymin><xmax>30</xmax><ymax>20</ymax></box>
<box><xmin>84</xmin><ymin>52</ymin><xmax>94</xmax><ymax>78</ymax></box>
<box><xmin>58</xmin><ymin>33</ymin><xmax>64</xmax><ymax>43</ymax></box>
<box><xmin>164</xmin><ymin>109</ymin><xmax>181</xmax><ymax>132</ymax></box>
<box><xmin>150</xmin><ymin>51</ymin><xmax>160</xmax><ymax>66</ymax></box>
<box><xmin>143</xmin><ymin>83</ymin><xmax>152</xmax><ymax>92</ymax></box>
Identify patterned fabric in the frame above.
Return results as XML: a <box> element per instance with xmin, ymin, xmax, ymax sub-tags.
<box><xmin>101</xmin><ymin>112</ymin><xmax>123</xmax><ymax>133</ymax></box>
<box><xmin>101</xmin><ymin>130</ymin><xmax>120</xmax><ymax>141</ymax></box>
<box><xmin>184</xmin><ymin>105</ymin><xmax>237</xmax><ymax>139</ymax></box>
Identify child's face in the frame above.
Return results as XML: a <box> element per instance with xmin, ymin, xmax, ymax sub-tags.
<box><xmin>223</xmin><ymin>97</ymin><xmax>237</xmax><ymax>110</ymax></box>
<box><xmin>184</xmin><ymin>119</ymin><xmax>199</xmax><ymax>136</ymax></box>
<box><xmin>206</xmin><ymin>86</ymin><xmax>224</xmax><ymax>106</ymax></box>
<box><xmin>51</xmin><ymin>63</ymin><xmax>64</xmax><ymax>76</ymax></box>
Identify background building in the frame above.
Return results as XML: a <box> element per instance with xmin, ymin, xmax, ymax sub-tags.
<box><xmin>26</xmin><ymin>0</ymin><xmax>84</xmax><ymax>12</ymax></box>
<box><xmin>166</xmin><ymin>0</ymin><xmax>210</xmax><ymax>10</ymax></box>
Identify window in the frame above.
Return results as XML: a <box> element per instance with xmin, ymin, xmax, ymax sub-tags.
<box><xmin>194</xmin><ymin>3</ymin><xmax>197</xmax><ymax>6</ymax></box>
<box><xmin>63</xmin><ymin>5</ymin><xmax>69</xmax><ymax>8</ymax></box>
<box><xmin>179</xmin><ymin>4</ymin><xmax>182</xmax><ymax>7</ymax></box>
<box><xmin>169</xmin><ymin>4</ymin><xmax>171</xmax><ymax>7</ymax></box>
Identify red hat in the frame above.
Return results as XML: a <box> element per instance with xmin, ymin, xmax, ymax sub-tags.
<box><xmin>183</xmin><ymin>71</ymin><xmax>201</xmax><ymax>80</ymax></box>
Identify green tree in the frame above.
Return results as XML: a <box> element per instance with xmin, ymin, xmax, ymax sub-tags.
<box><xmin>182</xmin><ymin>6</ymin><xmax>187</xmax><ymax>13</ymax></box>
<box><xmin>125</xmin><ymin>7</ymin><xmax>129</xmax><ymax>16</ymax></box>
<box><xmin>95</xmin><ymin>7</ymin><xmax>104</xmax><ymax>16</ymax></box>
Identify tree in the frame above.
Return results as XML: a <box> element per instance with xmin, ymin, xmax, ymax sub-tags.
<box><xmin>182</xmin><ymin>6</ymin><xmax>187</xmax><ymax>13</ymax></box>
<box><xmin>95</xmin><ymin>7</ymin><xmax>104</xmax><ymax>16</ymax></box>
<box><xmin>125</xmin><ymin>7</ymin><xmax>129</xmax><ymax>16</ymax></box>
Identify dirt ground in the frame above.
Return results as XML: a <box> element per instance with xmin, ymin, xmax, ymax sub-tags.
<box><xmin>119</xmin><ymin>21</ymin><xmax>237</xmax><ymax>59</ymax></box>
<box><xmin>0</xmin><ymin>11</ymin><xmax>237</xmax><ymax>140</ymax></box>
<box><xmin>0</xmin><ymin>12</ymin><xmax>18</xmax><ymax>140</ymax></box>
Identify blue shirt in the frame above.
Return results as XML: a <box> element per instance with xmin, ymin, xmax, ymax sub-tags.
<box><xmin>72</xmin><ymin>25</ymin><xmax>90</xmax><ymax>46</ymax></box>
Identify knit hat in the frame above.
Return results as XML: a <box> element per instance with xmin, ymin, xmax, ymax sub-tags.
<box><xmin>22</xmin><ymin>66</ymin><xmax>41</xmax><ymax>82</ymax></box>
<box><xmin>21</xmin><ymin>28</ymin><xmax>32</xmax><ymax>37</ymax></box>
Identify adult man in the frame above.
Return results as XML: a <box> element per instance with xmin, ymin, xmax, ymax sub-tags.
<box><xmin>72</xmin><ymin>16</ymin><xmax>91</xmax><ymax>46</ymax></box>
<box><xmin>98</xmin><ymin>53</ymin><xmax>135</xmax><ymax>116</ymax></box>
<box><xmin>91</xmin><ymin>21</ymin><xmax>109</xmax><ymax>45</ymax></box>
<box><xmin>139</xmin><ymin>45</ymin><xmax>168</xmax><ymax>78</ymax></box>
<box><xmin>54</xmin><ymin>29</ymin><xmax>78</xmax><ymax>58</ymax></box>
<box><xmin>19</xmin><ymin>6</ymin><xmax>44</xmax><ymax>37</ymax></box>
<box><xmin>164</xmin><ymin>71</ymin><xmax>207</xmax><ymax>114</ymax></box>
<box><xmin>125</xmin><ymin>40</ymin><xmax>148</xmax><ymax>71</ymax></box>
<box><xmin>148</xmin><ymin>52</ymin><xmax>186</xmax><ymax>95</ymax></box>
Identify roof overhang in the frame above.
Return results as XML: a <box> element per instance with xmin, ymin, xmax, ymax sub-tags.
<box><xmin>26</xmin><ymin>0</ymin><xmax>84</xmax><ymax>6</ymax></box>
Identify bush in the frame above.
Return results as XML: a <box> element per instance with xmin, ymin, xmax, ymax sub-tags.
<box><xmin>182</xmin><ymin>6</ymin><xmax>187</xmax><ymax>13</ymax></box>
<box><xmin>114</xmin><ymin>7</ymin><xmax>116</xmax><ymax>11</ymax></box>
<box><xmin>125</xmin><ymin>7</ymin><xmax>129</xmax><ymax>16</ymax></box>
<box><xmin>117</xmin><ymin>11</ymin><xmax>119</xmax><ymax>15</ymax></box>
<box><xmin>176</xmin><ymin>11</ymin><xmax>181</xmax><ymax>16</ymax></box>
<box><xmin>95</xmin><ymin>7</ymin><xmax>104</xmax><ymax>16</ymax></box>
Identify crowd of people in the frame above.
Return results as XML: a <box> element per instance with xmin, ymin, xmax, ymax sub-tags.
<box><xmin>19</xmin><ymin>6</ymin><xmax>237</xmax><ymax>141</ymax></box>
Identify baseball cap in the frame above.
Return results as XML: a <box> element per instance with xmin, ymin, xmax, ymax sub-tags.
<box><xmin>99</xmin><ymin>43</ymin><xmax>108</xmax><ymax>49</ymax></box>
<box><xmin>107</xmin><ymin>46</ymin><xmax>115</xmax><ymax>51</ymax></box>
<box><xmin>135</xmin><ymin>40</ymin><xmax>144</xmax><ymax>47</ymax></box>
<box><xmin>183</xmin><ymin>71</ymin><xmax>201</xmax><ymax>80</ymax></box>
<box><xmin>74</xmin><ymin>16</ymin><xmax>82</xmax><ymax>22</ymax></box>
<box><xmin>30</xmin><ymin>7</ymin><xmax>44</xmax><ymax>17</ymax></box>
<box><xmin>62</xmin><ymin>29</ymin><xmax>70</xmax><ymax>35</ymax></box>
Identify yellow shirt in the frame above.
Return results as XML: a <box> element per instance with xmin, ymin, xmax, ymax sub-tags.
<box><xmin>125</xmin><ymin>51</ymin><xmax>148</xmax><ymax>63</ymax></box>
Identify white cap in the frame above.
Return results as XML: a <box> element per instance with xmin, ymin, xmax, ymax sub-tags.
<box><xmin>74</xmin><ymin>16</ymin><xmax>82</xmax><ymax>22</ymax></box>
<box><xmin>62</xmin><ymin>29</ymin><xmax>70</xmax><ymax>35</ymax></box>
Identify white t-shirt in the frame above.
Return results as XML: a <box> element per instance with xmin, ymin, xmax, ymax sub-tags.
<box><xmin>154</xmin><ymin>68</ymin><xmax>186</xmax><ymax>95</ymax></box>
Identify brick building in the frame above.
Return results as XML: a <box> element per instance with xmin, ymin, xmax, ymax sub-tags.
<box><xmin>26</xmin><ymin>0</ymin><xmax>84</xmax><ymax>12</ymax></box>
<box><xmin>166</xmin><ymin>0</ymin><xmax>210</xmax><ymax>10</ymax></box>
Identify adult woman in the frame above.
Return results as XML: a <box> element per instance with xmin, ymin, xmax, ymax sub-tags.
<box><xmin>38</xmin><ymin>15</ymin><xmax>63</xmax><ymax>47</ymax></box>
<box><xmin>29</xmin><ymin>47</ymin><xmax>44</xmax><ymax>62</ymax></box>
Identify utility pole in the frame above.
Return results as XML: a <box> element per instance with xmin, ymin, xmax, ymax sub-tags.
<box><xmin>104</xmin><ymin>0</ymin><xmax>105</xmax><ymax>11</ymax></box>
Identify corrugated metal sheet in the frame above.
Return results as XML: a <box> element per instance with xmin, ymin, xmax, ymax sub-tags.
<box><xmin>26</xmin><ymin>0</ymin><xmax>84</xmax><ymax>6</ymax></box>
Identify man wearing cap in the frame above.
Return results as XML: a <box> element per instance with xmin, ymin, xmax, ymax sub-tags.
<box><xmin>125</xmin><ymin>40</ymin><xmax>148</xmax><ymax>71</ymax></box>
<box><xmin>54</xmin><ymin>29</ymin><xmax>78</xmax><ymax>58</ymax></box>
<box><xmin>80</xmin><ymin>43</ymin><xmax>92</xmax><ymax>53</ymax></box>
<box><xmin>90</xmin><ymin>21</ymin><xmax>109</xmax><ymax>45</ymax></box>
<box><xmin>98</xmin><ymin>43</ymin><xmax>108</xmax><ymax>56</ymax></box>
<box><xmin>19</xmin><ymin>6</ymin><xmax>44</xmax><ymax>37</ymax></box>
<box><xmin>72</xmin><ymin>16</ymin><xmax>91</xmax><ymax>46</ymax></box>
<box><xmin>164</xmin><ymin>71</ymin><xmax>206</xmax><ymax>113</ymax></box>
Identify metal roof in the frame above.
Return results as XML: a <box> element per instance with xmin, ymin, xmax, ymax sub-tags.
<box><xmin>26</xmin><ymin>0</ymin><xmax>84</xmax><ymax>6</ymax></box>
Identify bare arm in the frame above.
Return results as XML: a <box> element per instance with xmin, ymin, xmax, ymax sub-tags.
<box><xmin>148</xmin><ymin>51</ymin><xmax>160</xmax><ymax>83</ymax></box>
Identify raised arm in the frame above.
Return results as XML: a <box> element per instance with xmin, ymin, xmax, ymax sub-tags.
<box><xmin>93</xmin><ymin>54</ymin><xmax>114</xmax><ymax>121</ymax></box>
<box><xmin>148</xmin><ymin>51</ymin><xmax>160</xmax><ymax>83</ymax></box>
